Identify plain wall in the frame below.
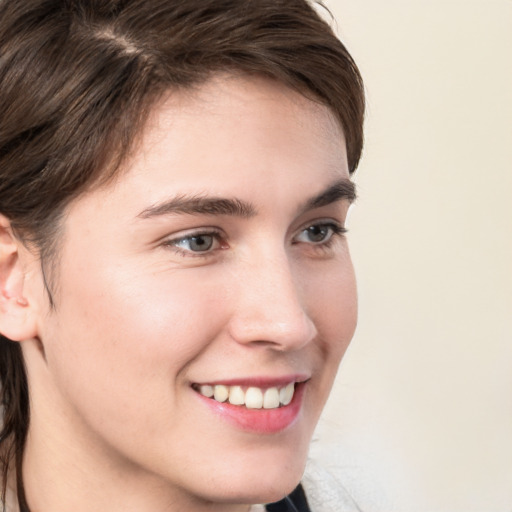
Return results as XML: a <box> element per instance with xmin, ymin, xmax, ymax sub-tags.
<box><xmin>313</xmin><ymin>1</ymin><xmax>512</xmax><ymax>511</ymax></box>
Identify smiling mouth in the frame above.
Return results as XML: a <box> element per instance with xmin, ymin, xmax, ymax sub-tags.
<box><xmin>192</xmin><ymin>382</ymin><xmax>296</xmax><ymax>410</ymax></box>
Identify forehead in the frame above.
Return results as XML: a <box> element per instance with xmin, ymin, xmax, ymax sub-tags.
<box><xmin>132</xmin><ymin>74</ymin><xmax>347</xmax><ymax>179</ymax></box>
<box><xmin>68</xmin><ymin>75</ymin><xmax>349</xmax><ymax>226</ymax></box>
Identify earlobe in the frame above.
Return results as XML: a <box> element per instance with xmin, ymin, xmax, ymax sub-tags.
<box><xmin>0</xmin><ymin>215</ymin><xmax>39</xmax><ymax>342</ymax></box>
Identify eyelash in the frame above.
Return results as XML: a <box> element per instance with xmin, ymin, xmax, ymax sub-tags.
<box><xmin>162</xmin><ymin>221</ymin><xmax>347</xmax><ymax>258</ymax></box>
<box><xmin>292</xmin><ymin>222</ymin><xmax>346</xmax><ymax>248</ymax></box>
<box><xmin>162</xmin><ymin>229</ymin><xmax>225</xmax><ymax>258</ymax></box>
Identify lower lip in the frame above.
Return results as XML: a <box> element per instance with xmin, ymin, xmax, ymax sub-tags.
<box><xmin>194</xmin><ymin>383</ymin><xmax>305</xmax><ymax>434</ymax></box>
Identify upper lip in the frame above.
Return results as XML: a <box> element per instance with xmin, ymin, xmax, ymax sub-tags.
<box><xmin>191</xmin><ymin>374</ymin><xmax>310</xmax><ymax>388</ymax></box>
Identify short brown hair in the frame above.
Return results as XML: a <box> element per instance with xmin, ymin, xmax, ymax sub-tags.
<box><xmin>0</xmin><ymin>0</ymin><xmax>364</xmax><ymax>508</ymax></box>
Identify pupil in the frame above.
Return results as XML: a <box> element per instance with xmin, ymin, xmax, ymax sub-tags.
<box><xmin>190</xmin><ymin>235</ymin><xmax>213</xmax><ymax>251</ymax></box>
<box><xmin>308</xmin><ymin>226</ymin><xmax>327</xmax><ymax>242</ymax></box>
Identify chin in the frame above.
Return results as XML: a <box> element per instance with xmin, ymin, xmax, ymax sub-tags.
<box><xmin>199</xmin><ymin>448</ymin><xmax>307</xmax><ymax>506</ymax></box>
<box><xmin>257</xmin><ymin>470</ymin><xmax>303</xmax><ymax>503</ymax></box>
<box><xmin>203</xmin><ymin>476</ymin><xmax>302</xmax><ymax>507</ymax></box>
<box><xmin>252</xmin><ymin>479</ymin><xmax>302</xmax><ymax>505</ymax></box>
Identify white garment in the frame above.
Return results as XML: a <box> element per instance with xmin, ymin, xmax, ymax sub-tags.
<box><xmin>302</xmin><ymin>458</ymin><xmax>362</xmax><ymax>512</ymax></box>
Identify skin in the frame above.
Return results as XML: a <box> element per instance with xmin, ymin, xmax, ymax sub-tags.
<box><xmin>0</xmin><ymin>75</ymin><xmax>357</xmax><ymax>511</ymax></box>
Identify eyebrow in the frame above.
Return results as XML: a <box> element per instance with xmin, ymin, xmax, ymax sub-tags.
<box><xmin>137</xmin><ymin>195</ymin><xmax>256</xmax><ymax>219</ymax></box>
<box><xmin>137</xmin><ymin>178</ymin><xmax>356</xmax><ymax>220</ymax></box>
<box><xmin>302</xmin><ymin>178</ymin><xmax>356</xmax><ymax>212</ymax></box>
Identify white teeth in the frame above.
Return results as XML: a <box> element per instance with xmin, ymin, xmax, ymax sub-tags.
<box><xmin>213</xmin><ymin>384</ymin><xmax>229</xmax><ymax>403</ymax></box>
<box><xmin>228</xmin><ymin>386</ymin><xmax>245</xmax><ymax>405</ymax></box>
<box><xmin>199</xmin><ymin>385</ymin><xmax>214</xmax><ymax>398</ymax></box>
<box><xmin>279</xmin><ymin>382</ymin><xmax>294</xmax><ymax>406</ymax></box>
<box><xmin>263</xmin><ymin>387</ymin><xmax>280</xmax><ymax>409</ymax></box>
<box><xmin>245</xmin><ymin>387</ymin><xmax>264</xmax><ymax>409</ymax></box>
<box><xmin>197</xmin><ymin>382</ymin><xmax>296</xmax><ymax>409</ymax></box>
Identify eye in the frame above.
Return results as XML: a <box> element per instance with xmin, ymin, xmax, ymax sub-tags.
<box><xmin>176</xmin><ymin>234</ymin><xmax>215</xmax><ymax>252</ymax></box>
<box><xmin>164</xmin><ymin>231</ymin><xmax>224</xmax><ymax>256</ymax></box>
<box><xmin>294</xmin><ymin>222</ymin><xmax>345</xmax><ymax>245</ymax></box>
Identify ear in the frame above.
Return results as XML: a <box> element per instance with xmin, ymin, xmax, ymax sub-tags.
<box><xmin>0</xmin><ymin>215</ymin><xmax>39</xmax><ymax>342</ymax></box>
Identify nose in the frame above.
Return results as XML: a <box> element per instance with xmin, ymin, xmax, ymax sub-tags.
<box><xmin>227</xmin><ymin>252</ymin><xmax>318</xmax><ymax>351</ymax></box>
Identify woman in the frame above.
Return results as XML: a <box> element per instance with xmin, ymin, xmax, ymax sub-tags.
<box><xmin>0</xmin><ymin>0</ymin><xmax>365</xmax><ymax>510</ymax></box>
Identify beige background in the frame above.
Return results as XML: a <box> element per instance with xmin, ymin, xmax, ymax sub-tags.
<box><xmin>312</xmin><ymin>1</ymin><xmax>512</xmax><ymax>511</ymax></box>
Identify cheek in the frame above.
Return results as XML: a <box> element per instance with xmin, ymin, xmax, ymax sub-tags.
<box><xmin>306</xmin><ymin>256</ymin><xmax>358</xmax><ymax>352</ymax></box>
<box><xmin>42</xmin><ymin>257</ymin><xmax>227</xmax><ymax>417</ymax></box>
<box><xmin>305</xmin><ymin>257</ymin><xmax>357</xmax><ymax>409</ymax></box>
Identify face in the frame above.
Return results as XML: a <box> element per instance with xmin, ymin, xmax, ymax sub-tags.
<box><xmin>29</xmin><ymin>76</ymin><xmax>357</xmax><ymax>508</ymax></box>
